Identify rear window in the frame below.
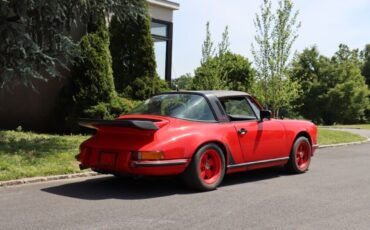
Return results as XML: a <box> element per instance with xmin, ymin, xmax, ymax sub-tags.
<box><xmin>128</xmin><ymin>94</ymin><xmax>216</xmax><ymax>122</ymax></box>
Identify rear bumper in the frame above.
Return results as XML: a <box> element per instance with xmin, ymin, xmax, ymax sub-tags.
<box><xmin>79</xmin><ymin>156</ymin><xmax>190</xmax><ymax>176</ymax></box>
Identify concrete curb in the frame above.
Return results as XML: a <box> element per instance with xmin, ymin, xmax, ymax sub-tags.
<box><xmin>318</xmin><ymin>138</ymin><xmax>370</xmax><ymax>149</ymax></box>
<box><xmin>0</xmin><ymin>172</ymin><xmax>99</xmax><ymax>187</ymax></box>
<box><xmin>320</xmin><ymin>127</ymin><xmax>363</xmax><ymax>130</ymax></box>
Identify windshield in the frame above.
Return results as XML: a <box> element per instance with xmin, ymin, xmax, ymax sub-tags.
<box><xmin>128</xmin><ymin>94</ymin><xmax>216</xmax><ymax>122</ymax></box>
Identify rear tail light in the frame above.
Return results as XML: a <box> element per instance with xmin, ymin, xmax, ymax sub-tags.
<box><xmin>132</xmin><ymin>151</ymin><xmax>164</xmax><ymax>160</ymax></box>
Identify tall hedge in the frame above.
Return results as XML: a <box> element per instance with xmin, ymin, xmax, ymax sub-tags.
<box><xmin>109</xmin><ymin>0</ymin><xmax>168</xmax><ymax>100</ymax></box>
<box><xmin>71</xmin><ymin>28</ymin><xmax>115</xmax><ymax>107</ymax></box>
<box><xmin>56</xmin><ymin>22</ymin><xmax>116</xmax><ymax>131</ymax></box>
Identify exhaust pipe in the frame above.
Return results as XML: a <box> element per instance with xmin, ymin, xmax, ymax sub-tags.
<box><xmin>79</xmin><ymin>164</ymin><xmax>88</xmax><ymax>170</ymax></box>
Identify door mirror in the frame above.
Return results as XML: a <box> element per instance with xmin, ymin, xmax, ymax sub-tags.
<box><xmin>260</xmin><ymin>110</ymin><xmax>271</xmax><ymax>121</ymax></box>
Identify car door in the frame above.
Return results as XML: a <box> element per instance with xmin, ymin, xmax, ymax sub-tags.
<box><xmin>219</xmin><ymin>97</ymin><xmax>286</xmax><ymax>163</ymax></box>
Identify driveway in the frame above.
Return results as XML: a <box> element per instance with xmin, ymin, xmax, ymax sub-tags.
<box><xmin>1</xmin><ymin>136</ymin><xmax>370</xmax><ymax>229</ymax></box>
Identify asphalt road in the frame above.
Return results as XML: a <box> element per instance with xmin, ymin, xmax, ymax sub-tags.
<box><xmin>1</xmin><ymin>130</ymin><xmax>370</xmax><ymax>230</ymax></box>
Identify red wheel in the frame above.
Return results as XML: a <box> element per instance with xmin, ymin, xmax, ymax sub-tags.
<box><xmin>287</xmin><ymin>136</ymin><xmax>311</xmax><ymax>173</ymax></box>
<box><xmin>199</xmin><ymin>149</ymin><xmax>222</xmax><ymax>184</ymax></box>
<box><xmin>183</xmin><ymin>143</ymin><xmax>225</xmax><ymax>191</ymax></box>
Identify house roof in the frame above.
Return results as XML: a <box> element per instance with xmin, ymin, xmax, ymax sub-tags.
<box><xmin>147</xmin><ymin>0</ymin><xmax>180</xmax><ymax>10</ymax></box>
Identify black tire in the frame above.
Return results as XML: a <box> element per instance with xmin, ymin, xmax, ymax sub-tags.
<box><xmin>183</xmin><ymin>143</ymin><xmax>226</xmax><ymax>191</ymax></box>
<box><xmin>286</xmin><ymin>136</ymin><xmax>312</xmax><ymax>173</ymax></box>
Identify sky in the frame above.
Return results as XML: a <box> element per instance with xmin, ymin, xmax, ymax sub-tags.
<box><xmin>171</xmin><ymin>0</ymin><xmax>370</xmax><ymax>78</ymax></box>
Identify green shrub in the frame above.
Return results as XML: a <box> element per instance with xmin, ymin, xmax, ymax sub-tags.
<box><xmin>192</xmin><ymin>52</ymin><xmax>255</xmax><ymax>91</ymax></box>
<box><xmin>172</xmin><ymin>74</ymin><xmax>194</xmax><ymax>90</ymax></box>
<box><xmin>84</xmin><ymin>96</ymin><xmax>141</xmax><ymax>119</ymax></box>
<box><xmin>123</xmin><ymin>76</ymin><xmax>170</xmax><ymax>100</ymax></box>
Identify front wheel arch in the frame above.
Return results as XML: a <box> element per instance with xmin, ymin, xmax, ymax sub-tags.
<box><xmin>294</xmin><ymin>131</ymin><xmax>312</xmax><ymax>145</ymax></box>
<box><xmin>292</xmin><ymin>131</ymin><xmax>313</xmax><ymax>155</ymax></box>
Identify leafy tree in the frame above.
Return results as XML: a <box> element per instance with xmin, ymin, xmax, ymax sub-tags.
<box><xmin>0</xmin><ymin>0</ymin><xmax>145</xmax><ymax>89</ymax></box>
<box><xmin>192</xmin><ymin>57</ymin><xmax>224</xmax><ymax>90</ymax></box>
<box><xmin>362</xmin><ymin>44</ymin><xmax>370</xmax><ymax>121</ymax></box>
<box><xmin>362</xmin><ymin>44</ymin><xmax>370</xmax><ymax>87</ymax></box>
<box><xmin>172</xmin><ymin>74</ymin><xmax>194</xmax><ymax>90</ymax></box>
<box><xmin>192</xmin><ymin>52</ymin><xmax>255</xmax><ymax>92</ymax></box>
<box><xmin>290</xmin><ymin>47</ymin><xmax>327</xmax><ymax>123</ymax></box>
<box><xmin>194</xmin><ymin>23</ymin><xmax>239</xmax><ymax>90</ymax></box>
<box><xmin>109</xmin><ymin>0</ymin><xmax>167</xmax><ymax>100</ymax></box>
<box><xmin>251</xmin><ymin>0</ymin><xmax>301</xmax><ymax>117</ymax></box>
<box><xmin>333</xmin><ymin>44</ymin><xmax>362</xmax><ymax>68</ymax></box>
<box><xmin>219</xmin><ymin>52</ymin><xmax>255</xmax><ymax>92</ymax></box>
<box><xmin>291</xmin><ymin>46</ymin><xmax>370</xmax><ymax>124</ymax></box>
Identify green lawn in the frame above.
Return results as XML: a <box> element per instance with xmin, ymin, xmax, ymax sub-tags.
<box><xmin>0</xmin><ymin>130</ymin><xmax>90</xmax><ymax>181</ymax></box>
<box><xmin>0</xmin><ymin>127</ymin><xmax>367</xmax><ymax>181</ymax></box>
<box><xmin>318</xmin><ymin>128</ymin><xmax>367</xmax><ymax>145</ymax></box>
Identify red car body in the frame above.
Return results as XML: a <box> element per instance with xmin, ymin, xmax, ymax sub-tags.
<box><xmin>77</xmin><ymin>91</ymin><xmax>318</xmax><ymax>190</ymax></box>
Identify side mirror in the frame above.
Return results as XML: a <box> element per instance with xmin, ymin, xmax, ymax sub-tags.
<box><xmin>260</xmin><ymin>110</ymin><xmax>271</xmax><ymax>121</ymax></box>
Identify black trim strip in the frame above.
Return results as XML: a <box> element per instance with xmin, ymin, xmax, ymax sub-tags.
<box><xmin>132</xmin><ymin>159</ymin><xmax>188</xmax><ymax>167</ymax></box>
<box><xmin>78</xmin><ymin>119</ymin><xmax>158</xmax><ymax>130</ymax></box>
<box><xmin>227</xmin><ymin>157</ymin><xmax>289</xmax><ymax>169</ymax></box>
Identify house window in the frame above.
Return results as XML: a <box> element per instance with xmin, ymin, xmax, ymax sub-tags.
<box><xmin>151</xmin><ymin>21</ymin><xmax>167</xmax><ymax>37</ymax></box>
<box><xmin>151</xmin><ymin>19</ymin><xmax>172</xmax><ymax>81</ymax></box>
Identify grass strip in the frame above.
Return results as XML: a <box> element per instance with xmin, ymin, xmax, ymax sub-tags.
<box><xmin>0</xmin><ymin>130</ymin><xmax>89</xmax><ymax>181</ymax></box>
<box><xmin>318</xmin><ymin>128</ymin><xmax>367</xmax><ymax>145</ymax></box>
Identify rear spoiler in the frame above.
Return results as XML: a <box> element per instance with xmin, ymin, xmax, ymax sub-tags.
<box><xmin>78</xmin><ymin>119</ymin><xmax>159</xmax><ymax>130</ymax></box>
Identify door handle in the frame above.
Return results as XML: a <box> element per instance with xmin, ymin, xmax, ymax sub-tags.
<box><xmin>238</xmin><ymin>128</ymin><xmax>247</xmax><ymax>135</ymax></box>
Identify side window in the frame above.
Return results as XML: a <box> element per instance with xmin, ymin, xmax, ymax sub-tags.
<box><xmin>219</xmin><ymin>97</ymin><xmax>257</xmax><ymax>121</ymax></box>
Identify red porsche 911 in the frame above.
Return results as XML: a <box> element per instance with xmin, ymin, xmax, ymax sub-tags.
<box><xmin>76</xmin><ymin>91</ymin><xmax>318</xmax><ymax>191</ymax></box>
